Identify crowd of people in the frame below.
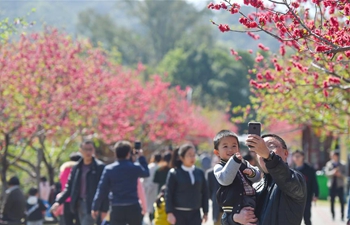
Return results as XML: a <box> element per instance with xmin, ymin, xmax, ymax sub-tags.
<box><xmin>0</xmin><ymin>130</ymin><xmax>348</xmax><ymax>225</ymax></box>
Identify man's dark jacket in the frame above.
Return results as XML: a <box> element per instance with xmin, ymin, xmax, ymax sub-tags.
<box><xmin>228</xmin><ymin>153</ymin><xmax>307</xmax><ymax>225</ymax></box>
<box><xmin>295</xmin><ymin>163</ymin><xmax>319</xmax><ymax>202</ymax></box>
<box><xmin>56</xmin><ymin>157</ymin><xmax>109</xmax><ymax>213</ymax></box>
<box><xmin>254</xmin><ymin>153</ymin><xmax>307</xmax><ymax>225</ymax></box>
<box><xmin>0</xmin><ymin>186</ymin><xmax>26</xmax><ymax>224</ymax></box>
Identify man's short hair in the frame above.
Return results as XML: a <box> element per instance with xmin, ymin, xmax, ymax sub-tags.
<box><xmin>154</xmin><ymin>152</ymin><xmax>162</xmax><ymax>163</ymax></box>
<box><xmin>8</xmin><ymin>176</ymin><xmax>20</xmax><ymax>186</ymax></box>
<box><xmin>29</xmin><ymin>187</ymin><xmax>38</xmax><ymax>196</ymax></box>
<box><xmin>114</xmin><ymin>141</ymin><xmax>132</xmax><ymax>159</ymax></box>
<box><xmin>80</xmin><ymin>140</ymin><xmax>96</xmax><ymax>149</ymax></box>
<box><xmin>331</xmin><ymin>151</ymin><xmax>340</xmax><ymax>157</ymax></box>
<box><xmin>213</xmin><ymin>130</ymin><xmax>240</xmax><ymax>150</ymax></box>
<box><xmin>261</xmin><ymin>134</ymin><xmax>287</xmax><ymax>149</ymax></box>
<box><xmin>292</xmin><ymin>150</ymin><xmax>305</xmax><ymax>156</ymax></box>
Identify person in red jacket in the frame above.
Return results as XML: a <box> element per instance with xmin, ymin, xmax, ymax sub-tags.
<box><xmin>53</xmin><ymin>152</ymin><xmax>81</xmax><ymax>225</ymax></box>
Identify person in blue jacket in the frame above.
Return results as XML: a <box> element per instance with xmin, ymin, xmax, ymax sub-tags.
<box><xmin>91</xmin><ymin>140</ymin><xmax>149</xmax><ymax>225</ymax></box>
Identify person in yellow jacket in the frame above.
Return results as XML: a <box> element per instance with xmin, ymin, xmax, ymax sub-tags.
<box><xmin>154</xmin><ymin>186</ymin><xmax>170</xmax><ymax>225</ymax></box>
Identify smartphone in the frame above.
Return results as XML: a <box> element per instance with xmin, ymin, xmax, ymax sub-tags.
<box><xmin>248</xmin><ymin>122</ymin><xmax>261</xmax><ymax>136</ymax></box>
<box><xmin>133</xmin><ymin>141</ymin><xmax>142</xmax><ymax>154</ymax></box>
<box><xmin>134</xmin><ymin>141</ymin><xmax>142</xmax><ymax>150</ymax></box>
<box><xmin>248</xmin><ymin>122</ymin><xmax>261</xmax><ymax>148</ymax></box>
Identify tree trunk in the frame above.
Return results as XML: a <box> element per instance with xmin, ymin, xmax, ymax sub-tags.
<box><xmin>36</xmin><ymin>148</ymin><xmax>43</xmax><ymax>189</ymax></box>
<box><xmin>48</xmin><ymin>165</ymin><xmax>55</xmax><ymax>185</ymax></box>
<box><xmin>0</xmin><ymin>133</ymin><xmax>10</xmax><ymax>199</ymax></box>
<box><xmin>302</xmin><ymin>124</ymin><xmax>334</xmax><ymax>170</ymax></box>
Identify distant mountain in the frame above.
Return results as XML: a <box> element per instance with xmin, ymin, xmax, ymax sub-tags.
<box><xmin>0</xmin><ymin>0</ymin><xmax>279</xmax><ymax>52</ymax></box>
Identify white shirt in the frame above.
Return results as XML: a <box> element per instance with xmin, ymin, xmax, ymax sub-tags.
<box><xmin>181</xmin><ymin>165</ymin><xmax>195</xmax><ymax>185</ymax></box>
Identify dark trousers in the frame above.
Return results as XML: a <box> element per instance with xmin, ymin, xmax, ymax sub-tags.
<box><xmin>173</xmin><ymin>209</ymin><xmax>201</xmax><ymax>225</ymax></box>
<box><xmin>64</xmin><ymin>202</ymin><xmax>80</xmax><ymax>225</ymax></box>
<box><xmin>304</xmin><ymin>200</ymin><xmax>312</xmax><ymax>225</ymax></box>
<box><xmin>110</xmin><ymin>204</ymin><xmax>142</xmax><ymax>225</ymax></box>
<box><xmin>330</xmin><ymin>187</ymin><xmax>345</xmax><ymax>219</ymax></box>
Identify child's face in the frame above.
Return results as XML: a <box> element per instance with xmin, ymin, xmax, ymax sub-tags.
<box><xmin>214</xmin><ymin>136</ymin><xmax>239</xmax><ymax>161</ymax></box>
<box><xmin>180</xmin><ymin>148</ymin><xmax>196</xmax><ymax>167</ymax></box>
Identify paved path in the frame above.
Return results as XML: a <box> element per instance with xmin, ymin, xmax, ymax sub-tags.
<box><xmin>143</xmin><ymin>200</ymin><xmax>347</xmax><ymax>225</ymax></box>
<box><xmin>310</xmin><ymin>201</ymin><xmax>346</xmax><ymax>225</ymax></box>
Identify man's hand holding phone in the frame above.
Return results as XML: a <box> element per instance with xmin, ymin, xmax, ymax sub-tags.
<box><xmin>246</xmin><ymin>135</ymin><xmax>270</xmax><ymax>159</ymax></box>
<box><xmin>133</xmin><ymin>141</ymin><xmax>143</xmax><ymax>157</ymax></box>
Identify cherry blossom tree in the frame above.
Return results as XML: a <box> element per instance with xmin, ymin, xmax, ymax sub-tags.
<box><xmin>0</xmin><ymin>29</ymin><xmax>217</xmax><ymax>191</ymax></box>
<box><xmin>208</xmin><ymin>0</ymin><xmax>350</xmax><ymax>134</ymax></box>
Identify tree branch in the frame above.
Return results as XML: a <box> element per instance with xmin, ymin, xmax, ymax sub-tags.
<box><xmin>327</xmin><ymin>46</ymin><xmax>350</xmax><ymax>54</ymax></box>
<box><xmin>7</xmin><ymin>153</ymin><xmax>36</xmax><ymax>171</ymax></box>
<box><xmin>311</xmin><ymin>61</ymin><xmax>350</xmax><ymax>83</ymax></box>
<box><xmin>285</xmin><ymin>3</ymin><xmax>337</xmax><ymax>48</ymax></box>
<box><xmin>54</xmin><ymin>130</ymin><xmax>79</xmax><ymax>166</ymax></box>
<box><xmin>8</xmin><ymin>136</ymin><xmax>35</xmax><ymax>165</ymax></box>
<box><xmin>10</xmin><ymin>162</ymin><xmax>36</xmax><ymax>178</ymax></box>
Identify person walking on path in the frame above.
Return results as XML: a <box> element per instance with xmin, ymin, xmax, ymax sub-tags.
<box><xmin>154</xmin><ymin>152</ymin><xmax>172</xmax><ymax>194</ymax></box>
<box><xmin>51</xmin><ymin>140</ymin><xmax>109</xmax><ymax>225</ymax></box>
<box><xmin>141</xmin><ymin>151</ymin><xmax>162</xmax><ymax>222</ymax></box>
<box><xmin>292</xmin><ymin>150</ymin><xmax>319</xmax><ymax>225</ymax></box>
<box><xmin>165</xmin><ymin>144</ymin><xmax>209</xmax><ymax>225</ymax></box>
<box><xmin>91</xmin><ymin>140</ymin><xmax>149</xmax><ymax>225</ymax></box>
<box><xmin>325</xmin><ymin>151</ymin><xmax>346</xmax><ymax>221</ymax></box>
<box><xmin>0</xmin><ymin>176</ymin><xmax>26</xmax><ymax>225</ymax></box>
<box><xmin>25</xmin><ymin>188</ymin><xmax>47</xmax><ymax>225</ymax></box>
<box><xmin>52</xmin><ymin>152</ymin><xmax>81</xmax><ymax>225</ymax></box>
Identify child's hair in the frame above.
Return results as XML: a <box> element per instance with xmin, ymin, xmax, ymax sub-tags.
<box><xmin>28</xmin><ymin>187</ymin><xmax>38</xmax><ymax>196</ymax></box>
<box><xmin>213</xmin><ymin>130</ymin><xmax>240</xmax><ymax>150</ymax></box>
<box><xmin>155</xmin><ymin>185</ymin><xmax>167</xmax><ymax>208</ymax></box>
<box><xmin>169</xmin><ymin>144</ymin><xmax>195</xmax><ymax>168</ymax></box>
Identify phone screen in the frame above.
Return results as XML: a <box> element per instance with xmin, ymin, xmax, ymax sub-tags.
<box><xmin>134</xmin><ymin>141</ymin><xmax>142</xmax><ymax>150</ymax></box>
<box><xmin>248</xmin><ymin>122</ymin><xmax>261</xmax><ymax>136</ymax></box>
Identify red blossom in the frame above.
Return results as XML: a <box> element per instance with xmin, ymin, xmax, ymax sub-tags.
<box><xmin>230</xmin><ymin>7</ymin><xmax>239</xmax><ymax>14</ymax></box>
<box><xmin>218</xmin><ymin>24</ymin><xmax>231</xmax><ymax>32</ymax></box>
<box><xmin>328</xmin><ymin>77</ymin><xmax>341</xmax><ymax>84</ymax></box>
<box><xmin>291</xmin><ymin>2</ymin><xmax>300</xmax><ymax>8</ymax></box>
<box><xmin>274</xmin><ymin>83</ymin><xmax>282</xmax><ymax>89</ymax></box>
<box><xmin>255</xmin><ymin>54</ymin><xmax>264</xmax><ymax>62</ymax></box>
<box><xmin>247</xmin><ymin>32</ymin><xmax>260</xmax><ymax>40</ymax></box>
<box><xmin>221</xmin><ymin>2</ymin><xmax>228</xmax><ymax>9</ymax></box>
<box><xmin>345</xmin><ymin>4</ymin><xmax>350</xmax><ymax>15</ymax></box>
<box><xmin>323</xmin><ymin>89</ymin><xmax>329</xmax><ymax>97</ymax></box>
<box><xmin>230</xmin><ymin>49</ymin><xmax>238</xmax><ymax>56</ymax></box>
<box><xmin>207</xmin><ymin>2</ymin><xmax>214</xmax><ymax>9</ymax></box>
<box><xmin>345</xmin><ymin>51</ymin><xmax>350</xmax><ymax>58</ymax></box>
<box><xmin>279</xmin><ymin>45</ymin><xmax>286</xmax><ymax>56</ymax></box>
<box><xmin>323</xmin><ymin>80</ymin><xmax>329</xmax><ymax>88</ymax></box>
<box><xmin>337</xmin><ymin>54</ymin><xmax>343</xmax><ymax>61</ymax></box>
<box><xmin>258</xmin><ymin>43</ymin><xmax>269</xmax><ymax>51</ymax></box>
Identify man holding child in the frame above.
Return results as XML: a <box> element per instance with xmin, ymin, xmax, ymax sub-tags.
<box><xmin>213</xmin><ymin>130</ymin><xmax>307</xmax><ymax>225</ymax></box>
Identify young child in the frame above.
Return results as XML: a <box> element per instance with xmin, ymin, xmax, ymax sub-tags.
<box><xmin>153</xmin><ymin>185</ymin><xmax>170</xmax><ymax>225</ymax></box>
<box><xmin>213</xmin><ymin>130</ymin><xmax>261</xmax><ymax>225</ymax></box>
<box><xmin>26</xmin><ymin>188</ymin><xmax>47</xmax><ymax>225</ymax></box>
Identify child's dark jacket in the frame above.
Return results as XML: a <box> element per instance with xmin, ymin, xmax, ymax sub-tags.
<box><xmin>214</xmin><ymin>156</ymin><xmax>260</xmax><ymax>214</ymax></box>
